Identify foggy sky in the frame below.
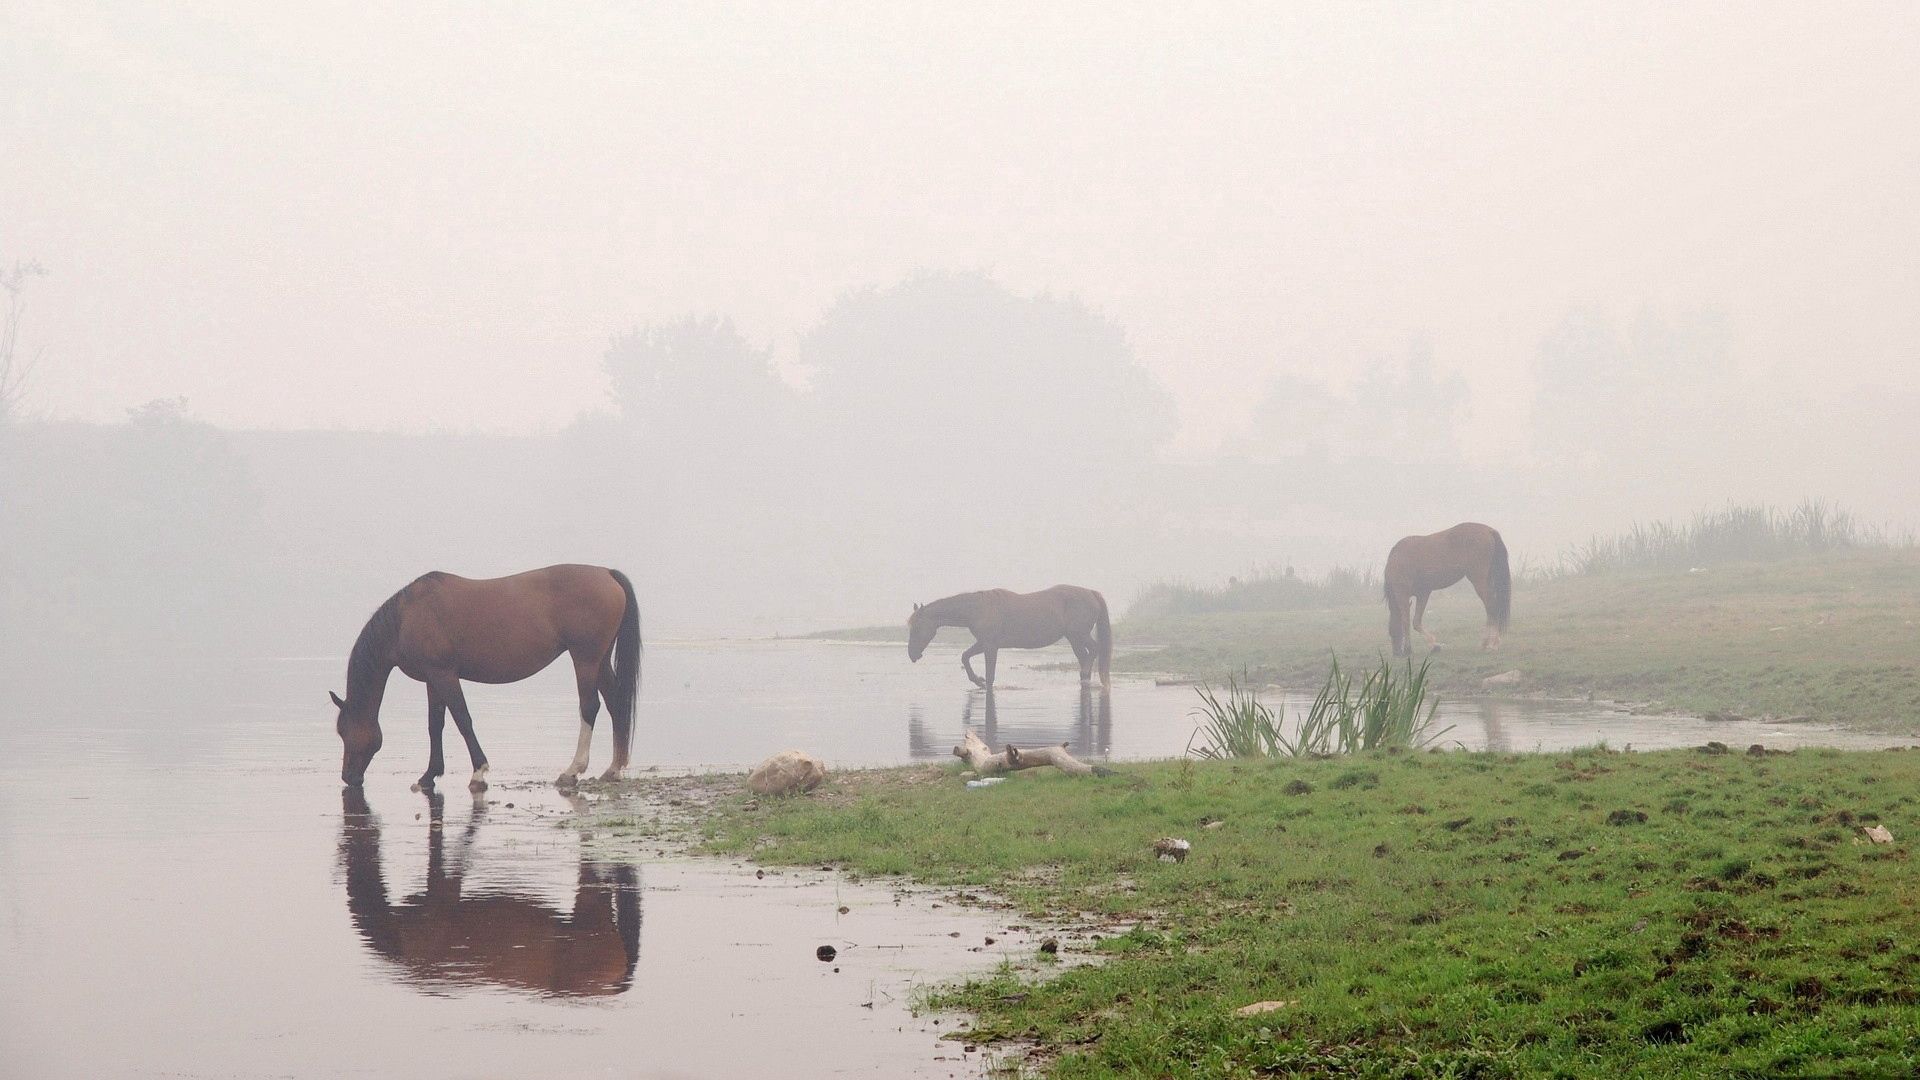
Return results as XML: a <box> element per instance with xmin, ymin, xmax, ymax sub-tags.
<box><xmin>6</xmin><ymin>1</ymin><xmax>1916</xmax><ymax>468</ymax></box>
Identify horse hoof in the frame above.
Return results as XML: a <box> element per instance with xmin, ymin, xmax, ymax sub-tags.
<box><xmin>556</xmin><ymin>773</ymin><xmax>579</xmax><ymax>789</ymax></box>
<box><xmin>599</xmin><ymin>768</ymin><xmax>625</xmax><ymax>782</ymax></box>
<box><xmin>468</xmin><ymin>778</ymin><xmax>488</xmax><ymax>793</ymax></box>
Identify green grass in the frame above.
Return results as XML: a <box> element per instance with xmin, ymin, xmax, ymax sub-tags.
<box><xmin>697</xmin><ymin>748</ymin><xmax>1920</xmax><ymax>1078</ymax></box>
<box><xmin>1122</xmin><ymin>549</ymin><xmax>1920</xmax><ymax>734</ymax></box>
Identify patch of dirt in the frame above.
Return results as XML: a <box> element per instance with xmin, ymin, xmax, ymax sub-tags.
<box><xmin>572</xmin><ymin>771</ymin><xmax>744</xmax><ymax>854</ymax></box>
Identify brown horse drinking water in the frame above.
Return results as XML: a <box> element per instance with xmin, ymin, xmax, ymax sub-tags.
<box><xmin>1384</xmin><ymin>522</ymin><xmax>1511</xmax><ymax>657</ymax></box>
<box><xmin>331</xmin><ymin>564</ymin><xmax>641</xmax><ymax>790</ymax></box>
<box><xmin>907</xmin><ymin>585</ymin><xmax>1111</xmax><ymax>689</ymax></box>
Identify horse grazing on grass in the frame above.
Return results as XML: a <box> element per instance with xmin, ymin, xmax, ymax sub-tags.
<box><xmin>907</xmin><ymin>585</ymin><xmax>1111</xmax><ymax>690</ymax></box>
<box><xmin>340</xmin><ymin>789</ymin><xmax>641</xmax><ymax>997</ymax></box>
<box><xmin>331</xmin><ymin>564</ymin><xmax>641</xmax><ymax>791</ymax></box>
<box><xmin>1384</xmin><ymin>522</ymin><xmax>1510</xmax><ymax>657</ymax></box>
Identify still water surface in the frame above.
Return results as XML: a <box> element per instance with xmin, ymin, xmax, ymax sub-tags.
<box><xmin>0</xmin><ymin>640</ymin><xmax>1901</xmax><ymax>1077</ymax></box>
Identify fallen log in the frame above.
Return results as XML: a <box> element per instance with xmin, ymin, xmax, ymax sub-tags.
<box><xmin>954</xmin><ymin>728</ymin><xmax>1101</xmax><ymax>776</ymax></box>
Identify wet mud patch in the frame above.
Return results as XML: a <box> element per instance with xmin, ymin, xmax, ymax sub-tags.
<box><xmin>554</xmin><ymin>771</ymin><xmax>1092</xmax><ymax>1075</ymax></box>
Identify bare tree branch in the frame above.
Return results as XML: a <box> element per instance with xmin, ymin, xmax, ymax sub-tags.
<box><xmin>1</xmin><ymin>260</ymin><xmax>47</xmax><ymax>423</ymax></box>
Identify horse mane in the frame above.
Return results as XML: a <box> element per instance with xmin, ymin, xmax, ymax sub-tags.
<box><xmin>930</xmin><ymin>590</ymin><xmax>987</xmax><ymax>608</ymax></box>
<box><xmin>346</xmin><ymin>574</ymin><xmax>440</xmax><ymax>700</ymax></box>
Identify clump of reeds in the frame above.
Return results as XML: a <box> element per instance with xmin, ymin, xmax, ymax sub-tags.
<box><xmin>1187</xmin><ymin>656</ymin><xmax>1452</xmax><ymax>759</ymax></box>
<box><xmin>1544</xmin><ymin>500</ymin><xmax>1907</xmax><ymax>579</ymax></box>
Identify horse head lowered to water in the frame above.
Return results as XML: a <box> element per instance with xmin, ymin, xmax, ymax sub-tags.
<box><xmin>331</xmin><ymin>564</ymin><xmax>641</xmax><ymax>790</ymax></box>
<box><xmin>1384</xmin><ymin>522</ymin><xmax>1510</xmax><ymax>657</ymax></box>
<box><xmin>907</xmin><ymin>584</ymin><xmax>1111</xmax><ymax>690</ymax></box>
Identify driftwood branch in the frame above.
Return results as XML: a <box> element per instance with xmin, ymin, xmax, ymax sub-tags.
<box><xmin>954</xmin><ymin>728</ymin><xmax>1097</xmax><ymax>776</ymax></box>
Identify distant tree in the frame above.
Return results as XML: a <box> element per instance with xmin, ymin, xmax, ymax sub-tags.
<box><xmin>1531</xmin><ymin>307</ymin><xmax>1733</xmax><ymax>470</ymax></box>
<box><xmin>114</xmin><ymin>397</ymin><xmax>264</xmax><ymax>588</ymax></box>
<box><xmin>1240</xmin><ymin>341</ymin><xmax>1468</xmax><ymax>466</ymax></box>
<box><xmin>1353</xmin><ymin>340</ymin><xmax>1470</xmax><ymax>465</ymax></box>
<box><xmin>1</xmin><ymin>259</ymin><xmax>47</xmax><ymax>424</ymax></box>
<box><xmin>602</xmin><ymin>315</ymin><xmax>799</xmax><ymax>453</ymax></box>
<box><xmin>1</xmin><ymin>396</ymin><xmax>265</xmax><ymax>656</ymax></box>
<box><xmin>1237</xmin><ymin>372</ymin><xmax>1345</xmax><ymax>462</ymax></box>
<box><xmin>801</xmin><ymin>272</ymin><xmax>1177</xmax><ymax>468</ymax></box>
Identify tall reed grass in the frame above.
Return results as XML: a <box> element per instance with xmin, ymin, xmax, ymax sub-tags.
<box><xmin>1543</xmin><ymin>500</ymin><xmax>1907</xmax><ymax>579</ymax></box>
<box><xmin>1187</xmin><ymin>656</ymin><xmax>1452</xmax><ymax>759</ymax></box>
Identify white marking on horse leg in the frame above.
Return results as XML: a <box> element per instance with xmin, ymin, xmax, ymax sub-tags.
<box><xmin>565</xmin><ymin>719</ymin><xmax>592</xmax><ymax>776</ymax></box>
<box><xmin>468</xmin><ymin>764</ymin><xmax>489</xmax><ymax>791</ymax></box>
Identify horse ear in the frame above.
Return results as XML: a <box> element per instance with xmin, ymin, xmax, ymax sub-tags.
<box><xmin>913</xmin><ymin>602</ymin><xmax>922</xmax><ymax>612</ymax></box>
<box><xmin>329</xmin><ymin>691</ymin><xmax>346</xmax><ymax>709</ymax></box>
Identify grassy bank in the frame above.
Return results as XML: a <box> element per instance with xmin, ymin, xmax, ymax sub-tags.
<box><xmin>697</xmin><ymin>748</ymin><xmax>1920</xmax><ymax>1078</ymax></box>
<box><xmin>1123</xmin><ymin>550</ymin><xmax>1920</xmax><ymax>734</ymax></box>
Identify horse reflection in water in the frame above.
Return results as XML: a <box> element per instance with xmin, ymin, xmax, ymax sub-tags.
<box><xmin>339</xmin><ymin>790</ymin><xmax>641</xmax><ymax>997</ymax></box>
<box><xmin>908</xmin><ymin>686</ymin><xmax>1113</xmax><ymax>760</ymax></box>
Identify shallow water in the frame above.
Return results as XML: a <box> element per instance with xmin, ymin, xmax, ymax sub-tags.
<box><xmin>0</xmin><ymin>640</ymin><xmax>1904</xmax><ymax>1077</ymax></box>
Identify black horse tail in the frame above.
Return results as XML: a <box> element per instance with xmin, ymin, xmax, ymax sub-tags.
<box><xmin>608</xmin><ymin>569</ymin><xmax>642</xmax><ymax>731</ymax></box>
<box><xmin>1093</xmin><ymin>590</ymin><xmax>1112</xmax><ymax>687</ymax></box>
<box><xmin>608</xmin><ymin>862</ymin><xmax>643</xmax><ymax>987</ymax></box>
<box><xmin>1489</xmin><ymin>531</ymin><xmax>1512</xmax><ymax>632</ymax></box>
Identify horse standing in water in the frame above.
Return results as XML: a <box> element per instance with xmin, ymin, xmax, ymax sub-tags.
<box><xmin>907</xmin><ymin>585</ymin><xmax>1111</xmax><ymax>689</ymax></box>
<box><xmin>331</xmin><ymin>564</ymin><xmax>641</xmax><ymax>790</ymax></box>
<box><xmin>1384</xmin><ymin>523</ymin><xmax>1510</xmax><ymax>657</ymax></box>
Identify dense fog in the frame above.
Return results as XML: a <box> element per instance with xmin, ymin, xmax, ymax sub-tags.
<box><xmin>3</xmin><ymin>4</ymin><xmax>1916</xmax><ymax>656</ymax></box>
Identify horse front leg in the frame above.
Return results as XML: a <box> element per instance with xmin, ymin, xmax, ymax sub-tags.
<box><xmin>983</xmin><ymin>648</ymin><xmax>998</xmax><ymax>690</ymax></box>
<box><xmin>1413</xmin><ymin>592</ymin><xmax>1440</xmax><ymax>650</ymax></box>
<box><xmin>960</xmin><ymin>643</ymin><xmax>987</xmax><ymax>688</ymax></box>
<box><xmin>412</xmin><ymin>685</ymin><xmax>448</xmax><ymax>793</ymax></box>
